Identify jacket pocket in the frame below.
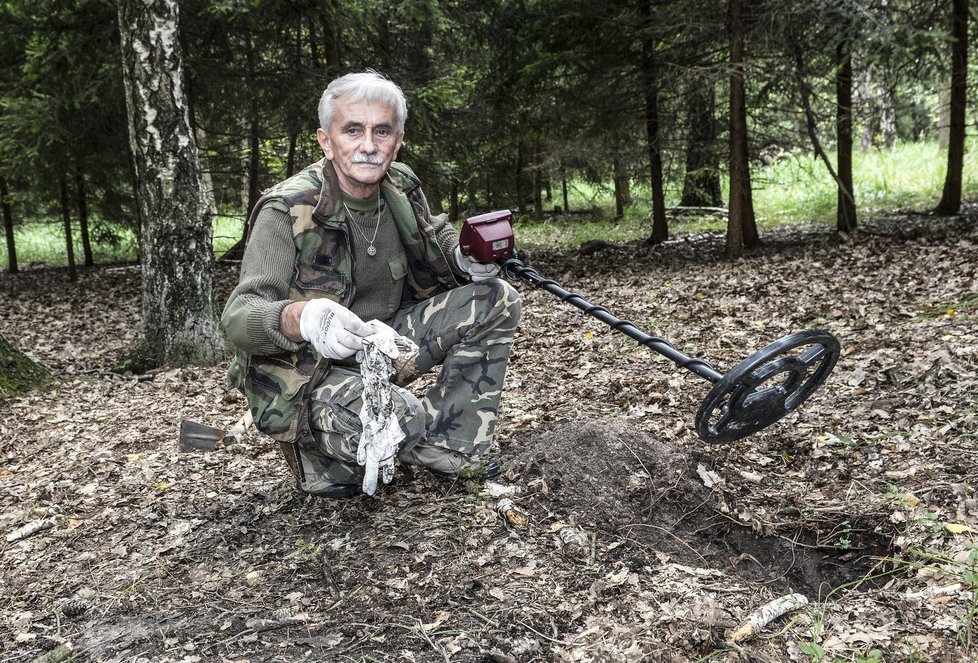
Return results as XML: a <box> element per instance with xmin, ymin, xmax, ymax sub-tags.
<box><xmin>245</xmin><ymin>355</ymin><xmax>311</xmax><ymax>441</ymax></box>
<box><xmin>386</xmin><ymin>253</ymin><xmax>409</xmax><ymax>317</ymax></box>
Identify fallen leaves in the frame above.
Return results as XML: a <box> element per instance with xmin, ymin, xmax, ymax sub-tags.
<box><xmin>2</xmin><ymin>213</ymin><xmax>978</xmax><ymax>662</ymax></box>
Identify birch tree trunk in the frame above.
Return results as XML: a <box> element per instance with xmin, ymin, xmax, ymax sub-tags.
<box><xmin>117</xmin><ymin>0</ymin><xmax>223</xmax><ymax>370</ymax></box>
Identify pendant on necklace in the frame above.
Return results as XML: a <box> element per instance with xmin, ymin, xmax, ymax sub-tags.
<box><xmin>367</xmin><ymin>245</ymin><xmax>377</xmax><ymax>257</ymax></box>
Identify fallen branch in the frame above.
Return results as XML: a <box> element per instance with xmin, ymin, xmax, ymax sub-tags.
<box><xmin>729</xmin><ymin>592</ymin><xmax>809</xmax><ymax>643</ymax></box>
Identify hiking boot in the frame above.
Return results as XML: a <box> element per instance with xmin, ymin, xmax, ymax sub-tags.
<box><xmin>399</xmin><ymin>444</ymin><xmax>502</xmax><ymax>482</ymax></box>
<box><xmin>300</xmin><ymin>481</ymin><xmax>360</xmax><ymax>499</ymax></box>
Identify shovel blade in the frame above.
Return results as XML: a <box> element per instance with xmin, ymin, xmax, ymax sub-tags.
<box><xmin>179</xmin><ymin>419</ymin><xmax>225</xmax><ymax>452</ymax></box>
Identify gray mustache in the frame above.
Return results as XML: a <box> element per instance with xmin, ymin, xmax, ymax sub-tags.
<box><xmin>352</xmin><ymin>153</ymin><xmax>383</xmax><ymax>165</ymax></box>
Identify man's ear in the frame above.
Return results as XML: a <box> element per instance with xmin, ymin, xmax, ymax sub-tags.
<box><xmin>316</xmin><ymin>128</ymin><xmax>333</xmax><ymax>160</ymax></box>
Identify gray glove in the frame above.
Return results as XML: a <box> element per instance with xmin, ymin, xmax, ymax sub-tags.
<box><xmin>455</xmin><ymin>246</ymin><xmax>501</xmax><ymax>282</ymax></box>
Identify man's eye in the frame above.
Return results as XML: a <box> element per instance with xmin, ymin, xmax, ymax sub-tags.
<box><xmin>346</xmin><ymin>127</ymin><xmax>362</xmax><ymax>136</ymax></box>
<box><xmin>375</xmin><ymin>128</ymin><xmax>391</xmax><ymax>138</ymax></box>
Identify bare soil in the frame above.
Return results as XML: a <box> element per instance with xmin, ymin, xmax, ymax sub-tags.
<box><xmin>3</xmin><ymin>209</ymin><xmax>978</xmax><ymax>663</ymax></box>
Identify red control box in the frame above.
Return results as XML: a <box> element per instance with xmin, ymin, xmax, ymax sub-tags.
<box><xmin>459</xmin><ymin>210</ymin><xmax>516</xmax><ymax>263</ymax></box>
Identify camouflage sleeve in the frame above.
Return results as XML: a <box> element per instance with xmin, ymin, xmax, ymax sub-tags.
<box><xmin>220</xmin><ymin>203</ymin><xmax>303</xmax><ymax>355</ymax></box>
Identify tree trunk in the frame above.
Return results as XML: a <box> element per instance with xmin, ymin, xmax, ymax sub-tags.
<box><xmin>937</xmin><ymin>70</ymin><xmax>951</xmax><ymax>150</ymax></box>
<box><xmin>244</xmin><ymin>32</ymin><xmax>261</xmax><ymax>238</ymax></box>
<box><xmin>680</xmin><ymin>82</ymin><xmax>722</xmax><ymax>207</ymax></box>
<box><xmin>118</xmin><ymin>0</ymin><xmax>224</xmax><ymax>370</ymax></box>
<box><xmin>936</xmin><ymin>0</ymin><xmax>969</xmax><ymax>216</ymax></box>
<box><xmin>515</xmin><ymin>143</ymin><xmax>526</xmax><ymax>216</ymax></box>
<box><xmin>836</xmin><ymin>42</ymin><xmax>857</xmax><ymax>232</ymax></box>
<box><xmin>726</xmin><ymin>0</ymin><xmax>759</xmax><ymax>259</ymax></box>
<box><xmin>533</xmin><ymin>138</ymin><xmax>543</xmax><ymax>221</ymax></box>
<box><xmin>855</xmin><ymin>66</ymin><xmax>875</xmax><ymax>152</ymax></box>
<box><xmin>560</xmin><ymin>166</ymin><xmax>569</xmax><ymax>213</ymax></box>
<box><xmin>195</xmin><ymin>126</ymin><xmax>219</xmax><ymax>219</ymax></box>
<box><xmin>59</xmin><ymin>174</ymin><xmax>78</xmax><ymax>282</ymax></box>
<box><xmin>1</xmin><ymin>177</ymin><xmax>17</xmax><ymax>273</ymax></box>
<box><xmin>0</xmin><ymin>331</ymin><xmax>51</xmax><ymax>399</ymax></box>
<box><xmin>75</xmin><ymin>167</ymin><xmax>94</xmax><ymax>266</ymax></box>
<box><xmin>614</xmin><ymin>157</ymin><xmax>625</xmax><ymax>219</ymax></box>
<box><xmin>450</xmin><ymin>176</ymin><xmax>460</xmax><ymax>220</ymax></box>
<box><xmin>878</xmin><ymin>72</ymin><xmax>896</xmax><ymax>149</ymax></box>
<box><xmin>640</xmin><ymin>0</ymin><xmax>668</xmax><ymax>244</ymax></box>
<box><xmin>793</xmin><ymin>37</ymin><xmax>852</xmax><ymax>234</ymax></box>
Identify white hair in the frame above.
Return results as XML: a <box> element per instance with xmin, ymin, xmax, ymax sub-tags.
<box><xmin>317</xmin><ymin>70</ymin><xmax>408</xmax><ymax>134</ymax></box>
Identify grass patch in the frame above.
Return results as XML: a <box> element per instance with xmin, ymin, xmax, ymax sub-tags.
<box><xmin>0</xmin><ymin>214</ymin><xmax>246</xmax><ymax>269</ymax></box>
<box><xmin>514</xmin><ymin>138</ymin><xmax>977</xmax><ymax>251</ymax></box>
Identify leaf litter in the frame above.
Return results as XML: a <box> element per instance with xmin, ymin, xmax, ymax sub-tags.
<box><xmin>2</xmin><ymin>208</ymin><xmax>978</xmax><ymax>662</ymax></box>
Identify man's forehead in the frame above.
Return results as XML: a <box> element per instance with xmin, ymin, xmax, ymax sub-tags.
<box><xmin>333</xmin><ymin>98</ymin><xmax>397</xmax><ymax>126</ymax></box>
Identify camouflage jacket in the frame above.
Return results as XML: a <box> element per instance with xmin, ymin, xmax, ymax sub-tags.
<box><xmin>225</xmin><ymin>158</ymin><xmax>460</xmax><ymax>448</ymax></box>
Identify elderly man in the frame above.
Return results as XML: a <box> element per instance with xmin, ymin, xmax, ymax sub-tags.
<box><xmin>221</xmin><ymin>71</ymin><xmax>521</xmax><ymax>499</ymax></box>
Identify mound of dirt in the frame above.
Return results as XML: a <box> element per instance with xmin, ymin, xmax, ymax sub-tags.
<box><xmin>513</xmin><ymin>418</ymin><xmax>893</xmax><ymax>598</ymax></box>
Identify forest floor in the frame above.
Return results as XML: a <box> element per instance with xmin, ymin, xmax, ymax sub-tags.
<box><xmin>2</xmin><ymin>207</ymin><xmax>978</xmax><ymax>663</ymax></box>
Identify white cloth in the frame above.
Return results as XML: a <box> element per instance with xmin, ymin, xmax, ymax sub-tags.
<box><xmin>355</xmin><ymin>321</ymin><xmax>420</xmax><ymax>495</ymax></box>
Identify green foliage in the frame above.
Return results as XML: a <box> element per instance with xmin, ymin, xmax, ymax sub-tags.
<box><xmin>0</xmin><ymin>0</ymin><xmax>972</xmax><ymax>269</ymax></box>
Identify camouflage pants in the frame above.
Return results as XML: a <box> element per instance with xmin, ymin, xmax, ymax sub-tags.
<box><xmin>303</xmin><ymin>280</ymin><xmax>521</xmax><ymax>487</ymax></box>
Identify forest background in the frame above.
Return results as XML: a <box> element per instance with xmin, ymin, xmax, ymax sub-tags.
<box><xmin>0</xmin><ymin>0</ymin><xmax>974</xmax><ymax>280</ymax></box>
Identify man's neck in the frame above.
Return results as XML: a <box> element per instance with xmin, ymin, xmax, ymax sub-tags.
<box><xmin>337</xmin><ymin>176</ymin><xmax>383</xmax><ymax>200</ymax></box>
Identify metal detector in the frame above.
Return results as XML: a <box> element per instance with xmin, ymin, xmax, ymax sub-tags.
<box><xmin>459</xmin><ymin>210</ymin><xmax>840</xmax><ymax>443</ymax></box>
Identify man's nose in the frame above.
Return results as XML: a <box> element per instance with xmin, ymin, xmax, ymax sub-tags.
<box><xmin>362</xmin><ymin>130</ymin><xmax>377</xmax><ymax>152</ymax></box>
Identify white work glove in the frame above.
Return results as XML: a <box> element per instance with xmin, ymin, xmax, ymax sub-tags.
<box><xmin>455</xmin><ymin>246</ymin><xmax>501</xmax><ymax>282</ymax></box>
<box><xmin>298</xmin><ymin>298</ymin><xmax>373</xmax><ymax>360</ymax></box>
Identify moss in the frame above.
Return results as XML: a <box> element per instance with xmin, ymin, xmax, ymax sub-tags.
<box><xmin>0</xmin><ymin>335</ymin><xmax>52</xmax><ymax>399</ymax></box>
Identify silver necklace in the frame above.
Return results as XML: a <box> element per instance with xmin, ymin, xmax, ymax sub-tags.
<box><xmin>344</xmin><ymin>195</ymin><xmax>382</xmax><ymax>257</ymax></box>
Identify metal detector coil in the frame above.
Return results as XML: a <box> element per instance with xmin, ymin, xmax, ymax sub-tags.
<box><xmin>461</xmin><ymin>210</ymin><xmax>841</xmax><ymax>443</ymax></box>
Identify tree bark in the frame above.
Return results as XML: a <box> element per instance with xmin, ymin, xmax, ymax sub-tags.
<box><xmin>855</xmin><ymin>66</ymin><xmax>875</xmax><ymax>152</ymax></box>
<box><xmin>614</xmin><ymin>157</ymin><xmax>626</xmax><ymax>219</ymax></box>
<box><xmin>1</xmin><ymin>177</ymin><xmax>17</xmax><ymax>273</ymax></box>
<box><xmin>680</xmin><ymin>82</ymin><xmax>722</xmax><ymax>208</ymax></box>
<box><xmin>117</xmin><ymin>0</ymin><xmax>224</xmax><ymax>370</ymax></box>
<box><xmin>936</xmin><ymin>0</ymin><xmax>969</xmax><ymax>216</ymax></box>
<box><xmin>560</xmin><ymin>166</ymin><xmax>569</xmax><ymax>213</ymax></box>
<box><xmin>640</xmin><ymin>0</ymin><xmax>668</xmax><ymax>244</ymax></box>
<box><xmin>533</xmin><ymin>138</ymin><xmax>543</xmax><ymax>221</ymax></box>
<box><xmin>515</xmin><ymin>142</ymin><xmax>526</xmax><ymax>216</ymax></box>
<box><xmin>836</xmin><ymin>41</ymin><xmax>857</xmax><ymax>232</ymax></box>
<box><xmin>938</xmin><ymin>68</ymin><xmax>952</xmax><ymax>150</ymax></box>
<box><xmin>0</xmin><ymin>331</ymin><xmax>51</xmax><ymax>399</ymax></box>
<box><xmin>75</xmin><ymin>167</ymin><xmax>94</xmax><ymax>266</ymax></box>
<box><xmin>243</xmin><ymin>31</ymin><xmax>261</xmax><ymax>237</ymax></box>
<box><xmin>59</xmin><ymin>174</ymin><xmax>78</xmax><ymax>282</ymax></box>
<box><xmin>726</xmin><ymin>0</ymin><xmax>759</xmax><ymax>259</ymax></box>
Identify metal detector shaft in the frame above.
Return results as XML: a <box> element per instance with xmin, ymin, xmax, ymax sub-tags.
<box><xmin>499</xmin><ymin>253</ymin><xmax>841</xmax><ymax>443</ymax></box>
<box><xmin>501</xmin><ymin>257</ymin><xmax>723</xmax><ymax>382</ymax></box>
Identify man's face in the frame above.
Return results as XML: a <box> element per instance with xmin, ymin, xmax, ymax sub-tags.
<box><xmin>317</xmin><ymin>97</ymin><xmax>404</xmax><ymax>199</ymax></box>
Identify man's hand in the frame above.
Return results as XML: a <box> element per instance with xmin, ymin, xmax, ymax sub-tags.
<box><xmin>298</xmin><ymin>298</ymin><xmax>374</xmax><ymax>359</ymax></box>
<box><xmin>455</xmin><ymin>246</ymin><xmax>500</xmax><ymax>282</ymax></box>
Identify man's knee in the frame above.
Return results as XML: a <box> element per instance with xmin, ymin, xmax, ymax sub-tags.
<box><xmin>395</xmin><ymin>387</ymin><xmax>426</xmax><ymax>451</ymax></box>
<box><xmin>472</xmin><ymin>279</ymin><xmax>521</xmax><ymax>330</ymax></box>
